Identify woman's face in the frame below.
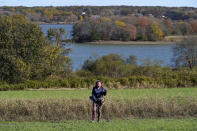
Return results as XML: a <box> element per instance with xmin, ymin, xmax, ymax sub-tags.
<box><xmin>97</xmin><ymin>82</ymin><xmax>102</xmax><ymax>87</ymax></box>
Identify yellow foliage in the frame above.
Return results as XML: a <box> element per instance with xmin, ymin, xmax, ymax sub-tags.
<box><xmin>43</xmin><ymin>9</ymin><xmax>54</xmax><ymax>20</ymax></box>
<box><xmin>26</xmin><ymin>8</ymin><xmax>32</xmax><ymax>13</ymax></box>
<box><xmin>16</xmin><ymin>58</ymin><xmax>31</xmax><ymax>77</ymax></box>
<box><xmin>102</xmin><ymin>17</ymin><xmax>111</xmax><ymax>22</ymax></box>
<box><xmin>80</xmin><ymin>16</ymin><xmax>83</xmax><ymax>22</ymax></box>
<box><xmin>179</xmin><ymin>21</ymin><xmax>184</xmax><ymax>26</ymax></box>
<box><xmin>49</xmin><ymin>46</ymin><xmax>62</xmax><ymax>65</ymax></box>
<box><xmin>115</xmin><ymin>20</ymin><xmax>126</xmax><ymax>27</ymax></box>
<box><xmin>152</xmin><ymin>22</ymin><xmax>164</xmax><ymax>40</ymax></box>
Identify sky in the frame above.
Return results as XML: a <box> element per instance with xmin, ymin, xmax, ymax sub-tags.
<box><xmin>0</xmin><ymin>0</ymin><xmax>197</xmax><ymax>7</ymax></box>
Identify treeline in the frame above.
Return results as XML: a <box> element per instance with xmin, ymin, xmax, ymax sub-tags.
<box><xmin>1</xmin><ymin>6</ymin><xmax>197</xmax><ymax>42</ymax></box>
<box><xmin>73</xmin><ymin>17</ymin><xmax>197</xmax><ymax>42</ymax></box>
<box><xmin>0</xmin><ymin>6</ymin><xmax>197</xmax><ymax>23</ymax></box>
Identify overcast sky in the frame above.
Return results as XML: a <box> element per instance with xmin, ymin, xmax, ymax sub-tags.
<box><xmin>0</xmin><ymin>0</ymin><xmax>197</xmax><ymax>7</ymax></box>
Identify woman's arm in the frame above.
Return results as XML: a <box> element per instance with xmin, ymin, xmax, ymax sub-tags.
<box><xmin>92</xmin><ymin>88</ymin><xmax>97</xmax><ymax>102</ymax></box>
<box><xmin>102</xmin><ymin>87</ymin><xmax>107</xmax><ymax>96</ymax></box>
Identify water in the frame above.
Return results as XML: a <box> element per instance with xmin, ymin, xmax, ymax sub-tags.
<box><xmin>40</xmin><ymin>24</ymin><xmax>175</xmax><ymax>70</ymax></box>
<box><xmin>40</xmin><ymin>24</ymin><xmax>73</xmax><ymax>39</ymax></box>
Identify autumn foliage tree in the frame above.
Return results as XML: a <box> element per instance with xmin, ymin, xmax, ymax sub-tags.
<box><xmin>138</xmin><ymin>17</ymin><xmax>150</xmax><ymax>28</ymax></box>
<box><xmin>173</xmin><ymin>37</ymin><xmax>197</xmax><ymax>70</ymax></box>
<box><xmin>124</xmin><ymin>24</ymin><xmax>137</xmax><ymax>41</ymax></box>
<box><xmin>162</xmin><ymin>19</ymin><xmax>173</xmax><ymax>35</ymax></box>
<box><xmin>137</xmin><ymin>17</ymin><xmax>150</xmax><ymax>40</ymax></box>
<box><xmin>190</xmin><ymin>20</ymin><xmax>197</xmax><ymax>33</ymax></box>
<box><xmin>151</xmin><ymin>22</ymin><xmax>164</xmax><ymax>40</ymax></box>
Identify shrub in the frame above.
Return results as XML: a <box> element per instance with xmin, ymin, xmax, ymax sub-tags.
<box><xmin>118</xmin><ymin>77</ymin><xmax>129</xmax><ymax>86</ymax></box>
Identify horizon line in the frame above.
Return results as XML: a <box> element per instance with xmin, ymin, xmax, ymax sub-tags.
<box><xmin>0</xmin><ymin>5</ymin><xmax>196</xmax><ymax>8</ymax></box>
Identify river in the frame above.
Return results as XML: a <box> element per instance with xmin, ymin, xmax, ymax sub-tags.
<box><xmin>40</xmin><ymin>24</ymin><xmax>175</xmax><ymax>70</ymax></box>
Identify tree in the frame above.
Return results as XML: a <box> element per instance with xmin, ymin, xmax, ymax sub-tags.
<box><xmin>82</xmin><ymin>54</ymin><xmax>126</xmax><ymax>78</ymax></box>
<box><xmin>178</xmin><ymin>21</ymin><xmax>191</xmax><ymax>35</ymax></box>
<box><xmin>0</xmin><ymin>15</ymin><xmax>49</xmax><ymax>82</ymax></box>
<box><xmin>72</xmin><ymin>22</ymin><xmax>93</xmax><ymax>42</ymax></box>
<box><xmin>115</xmin><ymin>20</ymin><xmax>126</xmax><ymax>27</ymax></box>
<box><xmin>162</xmin><ymin>19</ymin><xmax>173</xmax><ymax>35</ymax></box>
<box><xmin>47</xmin><ymin>28</ymin><xmax>72</xmax><ymax>76</ymax></box>
<box><xmin>190</xmin><ymin>20</ymin><xmax>197</xmax><ymax>33</ymax></box>
<box><xmin>124</xmin><ymin>24</ymin><xmax>137</xmax><ymax>41</ymax></box>
<box><xmin>137</xmin><ymin>17</ymin><xmax>150</xmax><ymax>41</ymax></box>
<box><xmin>151</xmin><ymin>22</ymin><xmax>164</xmax><ymax>40</ymax></box>
<box><xmin>0</xmin><ymin>15</ymin><xmax>71</xmax><ymax>83</ymax></box>
<box><xmin>172</xmin><ymin>37</ymin><xmax>197</xmax><ymax>70</ymax></box>
<box><xmin>138</xmin><ymin>17</ymin><xmax>150</xmax><ymax>28</ymax></box>
<box><xmin>47</xmin><ymin>28</ymin><xmax>66</xmax><ymax>46</ymax></box>
<box><xmin>126</xmin><ymin>55</ymin><xmax>137</xmax><ymax>65</ymax></box>
<box><xmin>99</xmin><ymin>18</ymin><xmax>112</xmax><ymax>40</ymax></box>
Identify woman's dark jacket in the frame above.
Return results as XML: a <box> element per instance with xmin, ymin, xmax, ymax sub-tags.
<box><xmin>91</xmin><ymin>86</ymin><xmax>107</xmax><ymax>102</ymax></box>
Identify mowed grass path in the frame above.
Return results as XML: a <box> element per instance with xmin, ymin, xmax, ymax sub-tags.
<box><xmin>0</xmin><ymin>118</ymin><xmax>197</xmax><ymax>131</ymax></box>
<box><xmin>0</xmin><ymin>88</ymin><xmax>197</xmax><ymax>100</ymax></box>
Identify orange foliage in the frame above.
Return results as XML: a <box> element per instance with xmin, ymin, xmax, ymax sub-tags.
<box><xmin>190</xmin><ymin>20</ymin><xmax>197</xmax><ymax>33</ymax></box>
<box><xmin>138</xmin><ymin>17</ymin><xmax>150</xmax><ymax>28</ymax></box>
<box><xmin>125</xmin><ymin>25</ymin><xmax>137</xmax><ymax>40</ymax></box>
<box><xmin>163</xmin><ymin>19</ymin><xmax>173</xmax><ymax>29</ymax></box>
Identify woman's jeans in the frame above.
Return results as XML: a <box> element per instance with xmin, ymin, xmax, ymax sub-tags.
<box><xmin>92</xmin><ymin>102</ymin><xmax>103</xmax><ymax>122</ymax></box>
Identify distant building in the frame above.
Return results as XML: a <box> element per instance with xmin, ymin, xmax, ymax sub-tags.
<box><xmin>148</xmin><ymin>14</ymin><xmax>154</xmax><ymax>17</ymax></box>
<box><xmin>162</xmin><ymin>15</ymin><xmax>167</xmax><ymax>19</ymax></box>
<box><xmin>82</xmin><ymin>11</ymin><xmax>86</xmax><ymax>15</ymax></box>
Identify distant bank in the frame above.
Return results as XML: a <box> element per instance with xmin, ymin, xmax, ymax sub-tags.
<box><xmin>38</xmin><ymin>23</ymin><xmax>197</xmax><ymax>45</ymax></box>
<box><xmin>86</xmin><ymin>35</ymin><xmax>197</xmax><ymax>45</ymax></box>
<box><xmin>37</xmin><ymin>22</ymin><xmax>75</xmax><ymax>25</ymax></box>
<box><xmin>87</xmin><ymin>41</ymin><xmax>174</xmax><ymax>45</ymax></box>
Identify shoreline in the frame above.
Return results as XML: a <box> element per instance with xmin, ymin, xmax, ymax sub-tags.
<box><xmin>86</xmin><ymin>41</ymin><xmax>175</xmax><ymax>45</ymax></box>
<box><xmin>37</xmin><ymin>22</ymin><xmax>75</xmax><ymax>25</ymax></box>
<box><xmin>77</xmin><ymin>35</ymin><xmax>197</xmax><ymax>45</ymax></box>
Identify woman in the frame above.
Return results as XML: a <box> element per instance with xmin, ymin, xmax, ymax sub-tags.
<box><xmin>90</xmin><ymin>80</ymin><xmax>107</xmax><ymax>123</ymax></box>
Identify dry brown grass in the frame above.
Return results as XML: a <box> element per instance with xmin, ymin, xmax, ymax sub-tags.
<box><xmin>164</xmin><ymin>35</ymin><xmax>197</xmax><ymax>42</ymax></box>
<box><xmin>0</xmin><ymin>97</ymin><xmax>197</xmax><ymax>121</ymax></box>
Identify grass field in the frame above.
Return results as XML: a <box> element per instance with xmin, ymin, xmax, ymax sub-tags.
<box><xmin>1</xmin><ymin>88</ymin><xmax>197</xmax><ymax>130</ymax></box>
<box><xmin>0</xmin><ymin>118</ymin><xmax>197</xmax><ymax>131</ymax></box>
<box><xmin>0</xmin><ymin>88</ymin><xmax>196</xmax><ymax>100</ymax></box>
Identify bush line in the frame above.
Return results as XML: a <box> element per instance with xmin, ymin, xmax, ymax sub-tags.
<box><xmin>0</xmin><ymin>75</ymin><xmax>197</xmax><ymax>91</ymax></box>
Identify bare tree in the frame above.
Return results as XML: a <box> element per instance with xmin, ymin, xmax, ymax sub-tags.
<box><xmin>172</xmin><ymin>36</ymin><xmax>197</xmax><ymax>69</ymax></box>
